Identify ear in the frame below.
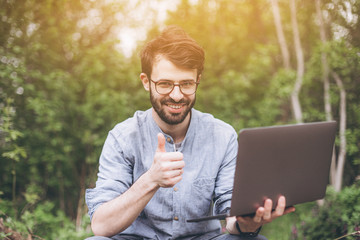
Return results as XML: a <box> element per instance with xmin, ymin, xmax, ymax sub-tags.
<box><xmin>197</xmin><ymin>74</ymin><xmax>202</xmax><ymax>82</ymax></box>
<box><xmin>140</xmin><ymin>73</ymin><xmax>150</xmax><ymax>91</ymax></box>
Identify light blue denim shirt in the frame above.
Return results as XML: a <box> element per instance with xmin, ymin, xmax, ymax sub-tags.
<box><xmin>86</xmin><ymin>108</ymin><xmax>238</xmax><ymax>239</ymax></box>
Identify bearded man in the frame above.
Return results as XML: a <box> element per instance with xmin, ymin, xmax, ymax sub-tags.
<box><xmin>85</xmin><ymin>26</ymin><xmax>294</xmax><ymax>240</ymax></box>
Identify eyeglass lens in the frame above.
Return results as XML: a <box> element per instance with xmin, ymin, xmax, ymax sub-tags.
<box><xmin>155</xmin><ymin>80</ymin><xmax>198</xmax><ymax>95</ymax></box>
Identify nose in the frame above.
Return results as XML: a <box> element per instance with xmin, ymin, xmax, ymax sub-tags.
<box><xmin>169</xmin><ymin>85</ymin><xmax>184</xmax><ymax>102</ymax></box>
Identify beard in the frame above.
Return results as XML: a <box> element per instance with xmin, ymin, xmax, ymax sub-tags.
<box><xmin>150</xmin><ymin>88</ymin><xmax>195</xmax><ymax>125</ymax></box>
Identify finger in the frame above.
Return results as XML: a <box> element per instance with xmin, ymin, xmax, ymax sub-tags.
<box><xmin>161</xmin><ymin>152</ymin><xmax>184</xmax><ymax>162</ymax></box>
<box><xmin>164</xmin><ymin>169</ymin><xmax>183</xmax><ymax>178</ymax></box>
<box><xmin>171</xmin><ymin>175</ymin><xmax>183</xmax><ymax>184</ymax></box>
<box><xmin>170</xmin><ymin>160</ymin><xmax>185</xmax><ymax>170</ymax></box>
<box><xmin>253</xmin><ymin>207</ymin><xmax>264</xmax><ymax>223</ymax></box>
<box><xmin>273</xmin><ymin>196</ymin><xmax>286</xmax><ymax>217</ymax></box>
<box><xmin>159</xmin><ymin>161</ymin><xmax>183</xmax><ymax>172</ymax></box>
<box><xmin>171</xmin><ymin>169</ymin><xmax>183</xmax><ymax>177</ymax></box>
<box><xmin>283</xmin><ymin>206</ymin><xmax>296</xmax><ymax>215</ymax></box>
<box><xmin>166</xmin><ymin>173</ymin><xmax>183</xmax><ymax>186</ymax></box>
<box><xmin>263</xmin><ymin>199</ymin><xmax>273</xmax><ymax>220</ymax></box>
<box><xmin>156</xmin><ymin>133</ymin><xmax>166</xmax><ymax>153</ymax></box>
<box><xmin>169</xmin><ymin>152</ymin><xmax>184</xmax><ymax>162</ymax></box>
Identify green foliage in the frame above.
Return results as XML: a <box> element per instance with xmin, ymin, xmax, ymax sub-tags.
<box><xmin>302</xmin><ymin>40</ymin><xmax>360</xmax><ymax>183</ymax></box>
<box><xmin>297</xmin><ymin>184</ymin><xmax>360</xmax><ymax>240</ymax></box>
<box><xmin>0</xmin><ymin>199</ymin><xmax>92</xmax><ymax>239</ymax></box>
<box><xmin>261</xmin><ymin>202</ymin><xmax>316</xmax><ymax>240</ymax></box>
<box><xmin>0</xmin><ymin>0</ymin><xmax>144</xmax><ymax>221</ymax></box>
<box><xmin>0</xmin><ymin>97</ymin><xmax>27</xmax><ymax>217</ymax></box>
<box><xmin>261</xmin><ymin>184</ymin><xmax>360</xmax><ymax>240</ymax></box>
<box><xmin>0</xmin><ymin>98</ymin><xmax>26</xmax><ymax>161</ymax></box>
<box><xmin>1</xmin><ymin>0</ymin><xmax>360</xmax><ymax>238</ymax></box>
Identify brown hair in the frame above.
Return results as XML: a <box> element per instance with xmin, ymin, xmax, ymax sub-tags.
<box><xmin>140</xmin><ymin>25</ymin><xmax>205</xmax><ymax>80</ymax></box>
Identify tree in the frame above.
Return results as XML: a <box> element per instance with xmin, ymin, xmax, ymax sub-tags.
<box><xmin>270</xmin><ymin>0</ymin><xmax>291</xmax><ymax>70</ymax></box>
<box><xmin>289</xmin><ymin>0</ymin><xmax>304</xmax><ymax>123</ymax></box>
<box><xmin>1</xmin><ymin>0</ymin><xmax>360</xmax><ymax>238</ymax></box>
<box><xmin>0</xmin><ymin>0</ymin><xmax>144</xmax><ymax>226</ymax></box>
<box><xmin>315</xmin><ymin>0</ymin><xmax>353</xmax><ymax>192</ymax></box>
<box><xmin>331</xmin><ymin>71</ymin><xmax>347</xmax><ymax>192</ymax></box>
<box><xmin>315</xmin><ymin>0</ymin><xmax>339</xmax><ymax>189</ymax></box>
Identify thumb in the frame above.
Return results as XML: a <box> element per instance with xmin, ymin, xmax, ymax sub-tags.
<box><xmin>156</xmin><ymin>133</ymin><xmax>166</xmax><ymax>153</ymax></box>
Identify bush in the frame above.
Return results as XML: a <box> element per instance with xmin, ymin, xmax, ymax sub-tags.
<box><xmin>298</xmin><ymin>183</ymin><xmax>360</xmax><ymax>240</ymax></box>
<box><xmin>0</xmin><ymin>199</ymin><xmax>92</xmax><ymax>240</ymax></box>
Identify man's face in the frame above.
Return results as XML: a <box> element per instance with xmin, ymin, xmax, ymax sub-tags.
<box><xmin>146</xmin><ymin>55</ymin><xmax>198</xmax><ymax>125</ymax></box>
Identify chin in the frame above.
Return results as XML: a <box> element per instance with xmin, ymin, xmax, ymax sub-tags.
<box><xmin>161</xmin><ymin>112</ymin><xmax>188</xmax><ymax>125</ymax></box>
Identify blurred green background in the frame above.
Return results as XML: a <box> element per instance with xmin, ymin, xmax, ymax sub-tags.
<box><xmin>1</xmin><ymin>0</ymin><xmax>360</xmax><ymax>239</ymax></box>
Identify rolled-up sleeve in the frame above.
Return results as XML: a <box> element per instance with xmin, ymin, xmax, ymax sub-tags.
<box><xmin>85</xmin><ymin>131</ymin><xmax>134</xmax><ymax>220</ymax></box>
<box><xmin>213</xmin><ymin>130</ymin><xmax>238</xmax><ymax>215</ymax></box>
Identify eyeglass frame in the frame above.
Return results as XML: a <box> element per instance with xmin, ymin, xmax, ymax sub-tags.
<box><xmin>149</xmin><ymin>78</ymin><xmax>200</xmax><ymax>95</ymax></box>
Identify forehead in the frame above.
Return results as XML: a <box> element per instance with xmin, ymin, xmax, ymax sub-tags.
<box><xmin>151</xmin><ymin>55</ymin><xmax>197</xmax><ymax>81</ymax></box>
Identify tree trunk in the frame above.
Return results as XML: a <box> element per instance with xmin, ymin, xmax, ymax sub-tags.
<box><xmin>270</xmin><ymin>0</ymin><xmax>291</xmax><ymax>69</ymax></box>
<box><xmin>57</xmin><ymin>162</ymin><xmax>65</xmax><ymax>212</ymax></box>
<box><xmin>332</xmin><ymin>72</ymin><xmax>347</xmax><ymax>192</ymax></box>
<box><xmin>315</xmin><ymin>0</ymin><xmax>333</xmax><ymax>206</ymax></box>
<box><xmin>76</xmin><ymin>160</ymin><xmax>86</xmax><ymax>230</ymax></box>
<box><xmin>12</xmin><ymin>159</ymin><xmax>17</xmax><ymax>217</ymax></box>
<box><xmin>315</xmin><ymin>0</ymin><xmax>337</xmax><ymax>186</ymax></box>
<box><xmin>290</xmin><ymin>0</ymin><xmax>304</xmax><ymax>123</ymax></box>
<box><xmin>315</xmin><ymin>0</ymin><xmax>332</xmax><ymax>120</ymax></box>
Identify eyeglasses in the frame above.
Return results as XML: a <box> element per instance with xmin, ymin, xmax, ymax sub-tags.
<box><xmin>150</xmin><ymin>79</ymin><xmax>200</xmax><ymax>95</ymax></box>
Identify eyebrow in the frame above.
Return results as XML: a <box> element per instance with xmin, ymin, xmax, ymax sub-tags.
<box><xmin>157</xmin><ymin>78</ymin><xmax>196</xmax><ymax>82</ymax></box>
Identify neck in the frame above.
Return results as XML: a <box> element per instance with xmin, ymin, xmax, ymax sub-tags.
<box><xmin>152</xmin><ymin>109</ymin><xmax>191</xmax><ymax>143</ymax></box>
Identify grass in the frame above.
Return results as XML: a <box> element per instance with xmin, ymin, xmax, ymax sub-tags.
<box><xmin>260</xmin><ymin>202</ymin><xmax>316</xmax><ymax>240</ymax></box>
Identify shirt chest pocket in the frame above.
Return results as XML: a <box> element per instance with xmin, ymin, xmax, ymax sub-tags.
<box><xmin>186</xmin><ymin>177</ymin><xmax>216</xmax><ymax>217</ymax></box>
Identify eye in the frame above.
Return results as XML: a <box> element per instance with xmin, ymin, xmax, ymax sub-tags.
<box><xmin>180</xmin><ymin>81</ymin><xmax>195</xmax><ymax>88</ymax></box>
<box><xmin>157</xmin><ymin>81</ymin><xmax>173</xmax><ymax>88</ymax></box>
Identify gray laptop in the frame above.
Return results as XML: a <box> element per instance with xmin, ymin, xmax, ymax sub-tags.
<box><xmin>187</xmin><ymin>121</ymin><xmax>337</xmax><ymax>222</ymax></box>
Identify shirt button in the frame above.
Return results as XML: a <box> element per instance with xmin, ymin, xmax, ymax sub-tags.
<box><xmin>167</xmin><ymin>137</ymin><xmax>171</xmax><ymax>143</ymax></box>
<box><xmin>174</xmin><ymin>187</ymin><xmax>178</xmax><ymax>192</ymax></box>
<box><xmin>174</xmin><ymin>216</ymin><xmax>179</xmax><ymax>221</ymax></box>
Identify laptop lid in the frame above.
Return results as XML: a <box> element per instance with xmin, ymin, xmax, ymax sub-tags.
<box><xmin>229</xmin><ymin>121</ymin><xmax>337</xmax><ymax>216</ymax></box>
<box><xmin>187</xmin><ymin>121</ymin><xmax>336</xmax><ymax>222</ymax></box>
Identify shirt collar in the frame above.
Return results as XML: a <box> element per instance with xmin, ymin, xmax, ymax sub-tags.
<box><xmin>148</xmin><ymin>108</ymin><xmax>198</xmax><ymax>146</ymax></box>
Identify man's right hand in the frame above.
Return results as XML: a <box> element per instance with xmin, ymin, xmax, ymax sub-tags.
<box><xmin>91</xmin><ymin>132</ymin><xmax>184</xmax><ymax>236</ymax></box>
<box><xmin>148</xmin><ymin>133</ymin><xmax>185</xmax><ymax>188</ymax></box>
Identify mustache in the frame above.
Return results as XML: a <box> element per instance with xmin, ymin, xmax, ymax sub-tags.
<box><xmin>160</xmin><ymin>97</ymin><xmax>189</xmax><ymax>105</ymax></box>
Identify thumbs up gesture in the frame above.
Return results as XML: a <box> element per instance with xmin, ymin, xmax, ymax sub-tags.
<box><xmin>148</xmin><ymin>133</ymin><xmax>185</xmax><ymax>188</ymax></box>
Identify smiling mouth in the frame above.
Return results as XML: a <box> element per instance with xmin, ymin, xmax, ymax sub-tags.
<box><xmin>168</xmin><ymin>104</ymin><xmax>182</xmax><ymax>109</ymax></box>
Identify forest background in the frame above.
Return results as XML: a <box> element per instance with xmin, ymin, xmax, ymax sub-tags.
<box><xmin>0</xmin><ymin>0</ymin><xmax>360</xmax><ymax>239</ymax></box>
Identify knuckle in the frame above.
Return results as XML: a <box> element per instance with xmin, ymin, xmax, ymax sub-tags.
<box><xmin>162</xmin><ymin>172</ymin><xmax>169</xmax><ymax>179</ymax></box>
<box><xmin>171</xmin><ymin>176</ymin><xmax>181</xmax><ymax>185</ymax></box>
<box><xmin>172</xmin><ymin>152</ymin><xmax>183</xmax><ymax>160</ymax></box>
<box><xmin>166</xmin><ymin>182</ymin><xmax>176</xmax><ymax>187</ymax></box>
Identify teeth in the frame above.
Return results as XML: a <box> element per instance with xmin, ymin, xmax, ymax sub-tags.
<box><xmin>169</xmin><ymin>105</ymin><xmax>181</xmax><ymax>109</ymax></box>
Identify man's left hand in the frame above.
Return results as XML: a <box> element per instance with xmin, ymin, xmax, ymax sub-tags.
<box><xmin>235</xmin><ymin>196</ymin><xmax>295</xmax><ymax>233</ymax></box>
